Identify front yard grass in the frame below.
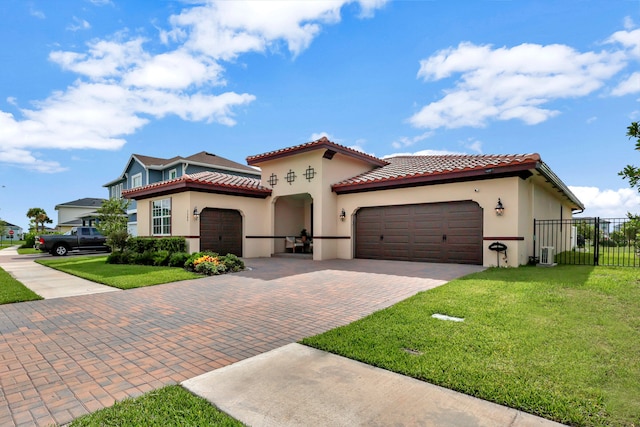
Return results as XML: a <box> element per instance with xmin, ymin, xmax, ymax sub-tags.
<box><xmin>0</xmin><ymin>266</ymin><xmax>42</xmax><ymax>304</ymax></box>
<box><xmin>37</xmin><ymin>256</ymin><xmax>201</xmax><ymax>289</ymax></box>
<box><xmin>302</xmin><ymin>265</ymin><xmax>640</xmax><ymax>427</ymax></box>
<box><xmin>68</xmin><ymin>385</ymin><xmax>244</xmax><ymax>427</ymax></box>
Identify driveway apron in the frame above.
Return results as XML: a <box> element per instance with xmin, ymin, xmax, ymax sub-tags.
<box><xmin>0</xmin><ymin>257</ymin><xmax>483</xmax><ymax>426</ymax></box>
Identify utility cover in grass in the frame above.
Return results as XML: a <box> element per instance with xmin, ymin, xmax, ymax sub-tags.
<box><xmin>431</xmin><ymin>313</ymin><xmax>464</xmax><ymax>322</ymax></box>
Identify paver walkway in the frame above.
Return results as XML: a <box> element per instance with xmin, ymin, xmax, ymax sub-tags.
<box><xmin>0</xmin><ymin>256</ymin><xmax>483</xmax><ymax>426</ymax></box>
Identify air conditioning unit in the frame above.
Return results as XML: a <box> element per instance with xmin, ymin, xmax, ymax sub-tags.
<box><xmin>539</xmin><ymin>246</ymin><xmax>556</xmax><ymax>266</ymax></box>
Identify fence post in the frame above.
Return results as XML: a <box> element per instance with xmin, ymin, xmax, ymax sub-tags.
<box><xmin>594</xmin><ymin>217</ymin><xmax>600</xmax><ymax>266</ymax></box>
<box><xmin>533</xmin><ymin>219</ymin><xmax>537</xmax><ymax>264</ymax></box>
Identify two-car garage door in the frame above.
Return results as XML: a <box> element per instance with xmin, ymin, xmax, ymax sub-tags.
<box><xmin>355</xmin><ymin>201</ymin><xmax>483</xmax><ymax>265</ymax></box>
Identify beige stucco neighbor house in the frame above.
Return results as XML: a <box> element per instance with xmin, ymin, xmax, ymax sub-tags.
<box><xmin>123</xmin><ymin>137</ymin><xmax>584</xmax><ymax>267</ymax></box>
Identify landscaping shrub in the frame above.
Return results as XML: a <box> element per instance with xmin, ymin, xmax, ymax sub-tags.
<box><xmin>126</xmin><ymin>236</ymin><xmax>187</xmax><ymax>254</ymax></box>
<box><xmin>152</xmin><ymin>250</ymin><xmax>171</xmax><ymax>266</ymax></box>
<box><xmin>106</xmin><ymin>251</ymin><xmax>129</xmax><ymax>264</ymax></box>
<box><xmin>168</xmin><ymin>252</ymin><xmax>190</xmax><ymax>268</ymax></box>
<box><xmin>131</xmin><ymin>250</ymin><xmax>155</xmax><ymax>266</ymax></box>
<box><xmin>194</xmin><ymin>259</ymin><xmax>227</xmax><ymax>275</ymax></box>
<box><xmin>155</xmin><ymin>237</ymin><xmax>187</xmax><ymax>254</ymax></box>
<box><xmin>221</xmin><ymin>253</ymin><xmax>245</xmax><ymax>272</ymax></box>
<box><xmin>126</xmin><ymin>237</ymin><xmax>157</xmax><ymax>254</ymax></box>
<box><xmin>185</xmin><ymin>251</ymin><xmax>218</xmax><ymax>271</ymax></box>
<box><xmin>21</xmin><ymin>232</ymin><xmax>36</xmax><ymax>249</ymax></box>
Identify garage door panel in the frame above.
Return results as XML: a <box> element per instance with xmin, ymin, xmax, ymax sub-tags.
<box><xmin>200</xmin><ymin>208</ymin><xmax>243</xmax><ymax>256</ymax></box>
<box><xmin>356</xmin><ymin>201</ymin><xmax>482</xmax><ymax>265</ymax></box>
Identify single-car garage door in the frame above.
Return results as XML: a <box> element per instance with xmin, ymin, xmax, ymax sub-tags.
<box><xmin>355</xmin><ymin>201</ymin><xmax>482</xmax><ymax>265</ymax></box>
<box><xmin>200</xmin><ymin>208</ymin><xmax>243</xmax><ymax>256</ymax></box>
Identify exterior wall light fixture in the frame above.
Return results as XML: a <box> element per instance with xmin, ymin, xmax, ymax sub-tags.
<box><xmin>495</xmin><ymin>199</ymin><xmax>504</xmax><ymax>216</ymax></box>
<box><xmin>339</xmin><ymin>208</ymin><xmax>346</xmax><ymax>221</ymax></box>
<box><xmin>193</xmin><ymin>207</ymin><xmax>200</xmax><ymax>220</ymax></box>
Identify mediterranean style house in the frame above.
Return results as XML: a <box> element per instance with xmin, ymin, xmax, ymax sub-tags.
<box><xmin>104</xmin><ymin>151</ymin><xmax>260</xmax><ymax>236</ymax></box>
<box><xmin>122</xmin><ymin>137</ymin><xmax>584</xmax><ymax>267</ymax></box>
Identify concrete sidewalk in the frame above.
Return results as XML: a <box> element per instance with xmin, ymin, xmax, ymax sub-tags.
<box><xmin>183</xmin><ymin>343</ymin><xmax>564</xmax><ymax>427</ymax></box>
<box><xmin>0</xmin><ymin>246</ymin><xmax>119</xmax><ymax>299</ymax></box>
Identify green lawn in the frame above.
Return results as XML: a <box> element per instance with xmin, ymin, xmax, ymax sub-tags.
<box><xmin>0</xmin><ymin>266</ymin><xmax>42</xmax><ymax>304</ymax></box>
<box><xmin>17</xmin><ymin>247</ymin><xmax>40</xmax><ymax>255</ymax></box>
<box><xmin>302</xmin><ymin>266</ymin><xmax>640</xmax><ymax>427</ymax></box>
<box><xmin>37</xmin><ymin>256</ymin><xmax>201</xmax><ymax>289</ymax></box>
<box><xmin>68</xmin><ymin>385</ymin><xmax>244</xmax><ymax>427</ymax></box>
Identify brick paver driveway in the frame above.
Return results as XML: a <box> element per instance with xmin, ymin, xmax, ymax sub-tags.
<box><xmin>0</xmin><ymin>257</ymin><xmax>483</xmax><ymax>426</ymax></box>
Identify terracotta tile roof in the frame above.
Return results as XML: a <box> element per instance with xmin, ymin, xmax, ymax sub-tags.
<box><xmin>123</xmin><ymin>171</ymin><xmax>271</xmax><ymax>199</ymax></box>
<box><xmin>332</xmin><ymin>153</ymin><xmax>541</xmax><ymax>192</ymax></box>
<box><xmin>183</xmin><ymin>171</ymin><xmax>267</xmax><ymax>190</ymax></box>
<box><xmin>246</xmin><ymin>137</ymin><xmax>388</xmax><ymax>167</ymax></box>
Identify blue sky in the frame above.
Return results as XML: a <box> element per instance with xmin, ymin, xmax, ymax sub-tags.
<box><xmin>1</xmin><ymin>0</ymin><xmax>639</xmax><ymax>231</ymax></box>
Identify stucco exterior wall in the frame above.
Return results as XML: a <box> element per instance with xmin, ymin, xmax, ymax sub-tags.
<box><xmin>136</xmin><ymin>192</ymin><xmax>270</xmax><ymax>257</ymax></box>
<box><xmin>130</xmin><ymin>148</ymin><xmax>580</xmax><ymax>268</ymax></box>
<box><xmin>254</xmin><ymin>150</ymin><xmax>372</xmax><ymax>260</ymax></box>
<box><xmin>335</xmin><ymin>176</ymin><xmax>522</xmax><ymax>267</ymax></box>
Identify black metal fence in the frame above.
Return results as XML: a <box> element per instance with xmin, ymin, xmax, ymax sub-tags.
<box><xmin>533</xmin><ymin>218</ymin><xmax>640</xmax><ymax>267</ymax></box>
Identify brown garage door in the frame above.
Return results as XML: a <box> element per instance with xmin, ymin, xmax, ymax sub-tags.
<box><xmin>200</xmin><ymin>208</ymin><xmax>243</xmax><ymax>256</ymax></box>
<box><xmin>355</xmin><ymin>201</ymin><xmax>482</xmax><ymax>265</ymax></box>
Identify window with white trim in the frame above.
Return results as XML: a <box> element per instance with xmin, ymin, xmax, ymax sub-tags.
<box><xmin>168</xmin><ymin>169</ymin><xmax>177</xmax><ymax>180</ymax></box>
<box><xmin>131</xmin><ymin>173</ymin><xmax>142</xmax><ymax>189</ymax></box>
<box><xmin>110</xmin><ymin>183</ymin><xmax>123</xmax><ymax>199</ymax></box>
<box><xmin>151</xmin><ymin>198</ymin><xmax>171</xmax><ymax>236</ymax></box>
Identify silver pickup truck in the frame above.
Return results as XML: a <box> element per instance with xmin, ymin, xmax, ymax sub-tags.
<box><xmin>35</xmin><ymin>226</ymin><xmax>110</xmax><ymax>256</ymax></box>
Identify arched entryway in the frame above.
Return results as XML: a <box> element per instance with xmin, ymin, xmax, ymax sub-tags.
<box><xmin>273</xmin><ymin>193</ymin><xmax>313</xmax><ymax>254</ymax></box>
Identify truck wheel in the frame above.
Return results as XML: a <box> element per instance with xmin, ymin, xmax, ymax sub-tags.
<box><xmin>53</xmin><ymin>244</ymin><xmax>68</xmax><ymax>256</ymax></box>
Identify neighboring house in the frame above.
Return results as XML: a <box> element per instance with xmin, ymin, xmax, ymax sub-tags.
<box><xmin>123</xmin><ymin>137</ymin><xmax>584</xmax><ymax>267</ymax></box>
<box><xmin>55</xmin><ymin>198</ymin><xmax>106</xmax><ymax>233</ymax></box>
<box><xmin>103</xmin><ymin>151</ymin><xmax>260</xmax><ymax>237</ymax></box>
<box><xmin>1</xmin><ymin>222</ymin><xmax>24</xmax><ymax>240</ymax></box>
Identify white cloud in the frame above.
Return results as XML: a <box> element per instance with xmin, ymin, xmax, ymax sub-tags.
<box><xmin>611</xmin><ymin>71</ymin><xmax>640</xmax><ymax>96</ymax></box>
<box><xmin>49</xmin><ymin>37</ymin><xmax>148</xmax><ymax>79</ymax></box>
<box><xmin>409</xmin><ymin>40</ymin><xmax>629</xmax><ymax>130</ymax></box>
<box><xmin>384</xmin><ymin>148</ymin><xmax>465</xmax><ymax>158</ymax></box>
<box><xmin>586</xmin><ymin>116</ymin><xmax>597</xmax><ymax>124</ymax></box>
<box><xmin>463</xmin><ymin>138</ymin><xmax>483</xmax><ymax>154</ymax></box>
<box><xmin>122</xmin><ymin>50</ymin><xmax>224</xmax><ymax>89</ymax></box>
<box><xmin>67</xmin><ymin>17</ymin><xmax>91</xmax><ymax>32</ymax></box>
<box><xmin>4</xmin><ymin>0</ymin><xmax>387</xmax><ymax>172</ymax></box>
<box><xmin>607</xmin><ymin>28</ymin><xmax>640</xmax><ymax>59</ymax></box>
<box><xmin>570</xmin><ymin>186</ymin><xmax>640</xmax><ymax>217</ymax></box>
<box><xmin>0</xmin><ymin>147</ymin><xmax>65</xmax><ymax>173</ymax></box>
<box><xmin>623</xmin><ymin>16</ymin><xmax>635</xmax><ymax>31</ymax></box>
<box><xmin>391</xmin><ymin>131</ymin><xmax>433</xmax><ymax>149</ymax></box>
<box><xmin>29</xmin><ymin>5</ymin><xmax>45</xmax><ymax>19</ymax></box>
<box><xmin>167</xmin><ymin>1</ymin><xmax>385</xmax><ymax>59</ymax></box>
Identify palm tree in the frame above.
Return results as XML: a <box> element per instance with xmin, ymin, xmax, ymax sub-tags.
<box><xmin>26</xmin><ymin>207</ymin><xmax>53</xmax><ymax>233</ymax></box>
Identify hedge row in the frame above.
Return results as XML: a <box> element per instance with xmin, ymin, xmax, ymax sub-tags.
<box><xmin>105</xmin><ymin>236</ymin><xmax>244</xmax><ymax>275</ymax></box>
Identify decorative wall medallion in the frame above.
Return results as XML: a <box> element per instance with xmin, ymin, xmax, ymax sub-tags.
<box><xmin>285</xmin><ymin>169</ymin><xmax>296</xmax><ymax>185</ymax></box>
<box><xmin>304</xmin><ymin>166</ymin><xmax>316</xmax><ymax>182</ymax></box>
<box><xmin>268</xmin><ymin>173</ymin><xmax>278</xmax><ymax>187</ymax></box>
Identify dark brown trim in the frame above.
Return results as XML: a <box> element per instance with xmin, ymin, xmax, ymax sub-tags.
<box><xmin>483</xmin><ymin>237</ymin><xmax>525</xmax><ymax>241</ymax></box>
<box><xmin>247</xmin><ymin>139</ymin><xmax>388</xmax><ymax>167</ymax></box>
<box><xmin>246</xmin><ymin>235</ymin><xmax>351</xmax><ymax>239</ymax></box>
<box><xmin>332</xmin><ymin>162</ymin><xmax>537</xmax><ymax>194</ymax></box>
<box><xmin>124</xmin><ymin>180</ymin><xmax>271</xmax><ymax>200</ymax></box>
